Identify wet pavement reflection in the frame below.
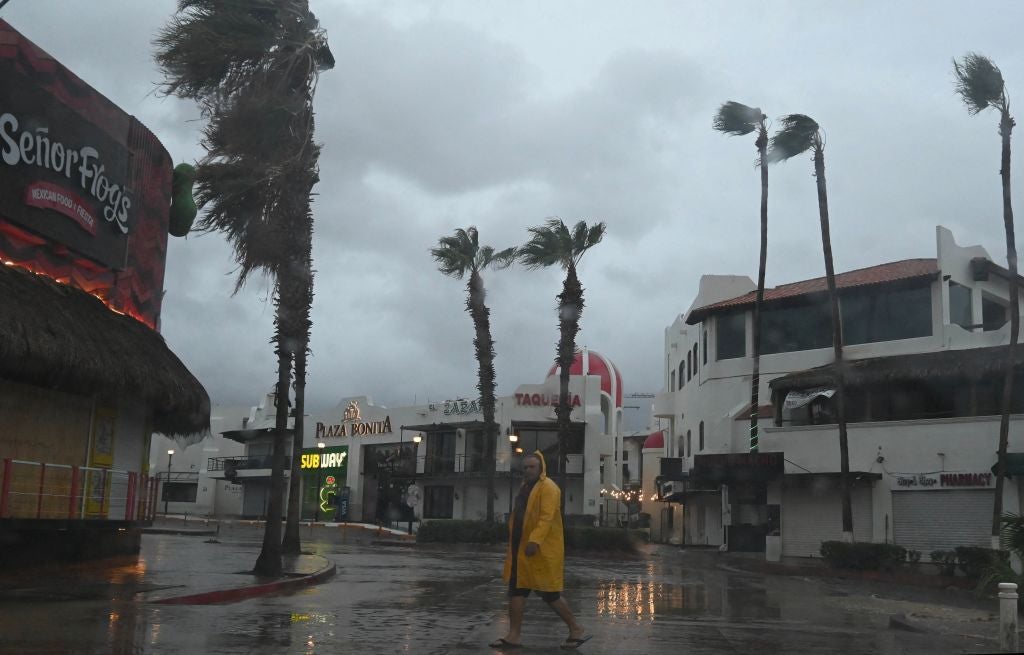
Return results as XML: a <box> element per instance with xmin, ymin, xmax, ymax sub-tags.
<box><xmin>0</xmin><ymin>530</ymin><xmax>1001</xmax><ymax>654</ymax></box>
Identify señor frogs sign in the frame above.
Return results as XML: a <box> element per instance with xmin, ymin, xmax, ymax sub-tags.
<box><xmin>0</xmin><ymin>61</ymin><xmax>132</xmax><ymax>270</ymax></box>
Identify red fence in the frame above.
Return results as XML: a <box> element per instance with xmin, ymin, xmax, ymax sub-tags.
<box><xmin>0</xmin><ymin>458</ymin><xmax>156</xmax><ymax>521</ymax></box>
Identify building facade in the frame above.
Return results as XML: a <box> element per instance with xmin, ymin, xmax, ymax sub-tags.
<box><xmin>652</xmin><ymin>226</ymin><xmax>1024</xmax><ymax>558</ymax></box>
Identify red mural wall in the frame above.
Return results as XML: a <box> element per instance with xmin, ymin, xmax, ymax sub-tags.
<box><xmin>0</xmin><ymin>20</ymin><xmax>172</xmax><ymax>329</ymax></box>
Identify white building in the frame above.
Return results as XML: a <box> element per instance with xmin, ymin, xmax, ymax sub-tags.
<box><xmin>652</xmin><ymin>226</ymin><xmax>1024</xmax><ymax>558</ymax></box>
<box><xmin>201</xmin><ymin>348</ymin><xmax>628</xmax><ymax>526</ymax></box>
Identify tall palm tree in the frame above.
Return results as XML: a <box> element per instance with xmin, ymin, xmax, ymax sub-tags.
<box><xmin>713</xmin><ymin>101</ymin><xmax>769</xmax><ymax>453</ymax></box>
<box><xmin>155</xmin><ymin>0</ymin><xmax>331</xmax><ymax>575</ymax></box>
<box><xmin>768</xmin><ymin>115</ymin><xmax>853</xmax><ymax>542</ymax></box>
<box><xmin>519</xmin><ymin>219</ymin><xmax>606</xmax><ymax>510</ymax></box>
<box><xmin>954</xmin><ymin>53</ymin><xmax>1018</xmax><ymax>549</ymax></box>
<box><xmin>432</xmin><ymin>228</ymin><xmax>516</xmax><ymax>523</ymax></box>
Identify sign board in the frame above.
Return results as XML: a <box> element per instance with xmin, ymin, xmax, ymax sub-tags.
<box><xmin>692</xmin><ymin>451</ymin><xmax>784</xmax><ymax>483</ymax></box>
<box><xmin>893</xmin><ymin>471</ymin><xmax>994</xmax><ymax>491</ymax></box>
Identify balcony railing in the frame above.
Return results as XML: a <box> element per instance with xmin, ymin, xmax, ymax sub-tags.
<box><xmin>0</xmin><ymin>458</ymin><xmax>157</xmax><ymax>522</ymax></box>
<box><xmin>207</xmin><ymin>455</ymin><xmax>292</xmax><ymax>472</ymax></box>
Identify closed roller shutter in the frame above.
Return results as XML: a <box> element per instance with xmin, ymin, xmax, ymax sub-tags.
<box><xmin>892</xmin><ymin>490</ymin><xmax>992</xmax><ymax>554</ymax></box>
<box><xmin>782</xmin><ymin>485</ymin><xmax>873</xmax><ymax>557</ymax></box>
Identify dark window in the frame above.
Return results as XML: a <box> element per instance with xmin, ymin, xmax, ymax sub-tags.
<box><xmin>687</xmin><ymin>351</ymin><xmax>692</xmax><ymax>380</ymax></box>
<box><xmin>464</xmin><ymin>429</ymin><xmax>486</xmax><ymax>473</ymax></box>
<box><xmin>984</xmin><ymin>296</ymin><xmax>1008</xmax><ymax>331</ymax></box>
<box><xmin>685</xmin><ymin>431</ymin><xmax>691</xmax><ymax>457</ymax></box>
<box><xmin>670</xmin><ymin>370</ymin><xmax>676</xmax><ymax>392</ymax></box>
<box><xmin>162</xmin><ymin>482</ymin><xmax>197</xmax><ymax>503</ymax></box>
<box><xmin>514</xmin><ymin>427</ymin><xmax>583</xmax><ymax>475</ymax></box>
<box><xmin>622</xmin><ymin>450</ymin><xmax>629</xmax><ymax>461</ymax></box>
<box><xmin>703</xmin><ymin>330</ymin><xmax>708</xmax><ymax>365</ymax></box>
<box><xmin>699</xmin><ymin>421</ymin><xmax>704</xmax><ymax>451</ymax></box>
<box><xmin>693</xmin><ymin>344</ymin><xmax>699</xmax><ymax>376</ymax></box>
<box><xmin>716</xmin><ymin>312</ymin><xmax>746</xmax><ymax>360</ymax></box>
<box><xmin>425</xmin><ymin>431</ymin><xmax>456</xmax><ymax>474</ymax></box>
<box><xmin>842</xmin><ymin>282</ymin><xmax>932</xmax><ymax>345</ymax></box>
<box><xmin>423</xmin><ymin>485</ymin><xmax>454</xmax><ymax>518</ymax></box>
<box><xmin>949</xmin><ymin>282</ymin><xmax>973</xmax><ymax>329</ymax></box>
<box><xmin>679</xmin><ymin>362</ymin><xmax>685</xmax><ymax>388</ymax></box>
<box><xmin>761</xmin><ymin>301</ymin><xmax>833</xmax><ymax>354</ymax></box>
<box><xmin>688</xmin><ymin>429</ymin><xmax>694</xmax><ymax>453</ymax></box>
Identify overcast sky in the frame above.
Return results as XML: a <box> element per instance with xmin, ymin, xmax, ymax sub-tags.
<box><xmin>6</xmin><ymin>1</ymin><xmax>1024</xmax><ymax>415</ymax></box>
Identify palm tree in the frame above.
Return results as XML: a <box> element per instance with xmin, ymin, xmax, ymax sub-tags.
<box><xmin>519</xmin><ymin>219</ymin><xmax>606</xmax><ymax>509</ymax></box>
<box><xmin>768</xmin><ymin>115</ymin><xmax>853</xmax><ymax>542</ymax></box>
<box><xmin>155</xmin><ymin>0</ymin><xmax>331</xmax><ymax>575</ymax></box>
<box><xmin>432</xmin><ymin>228</ymin><xmax>516</xmax><ymax>523</ymax></box>
<box><xmin>954</xmin><ymin>53</ymin><xmax>1018</xmax><ymax>550</ymax></box>
<box><xmin>713</xmin><ymin>101</ymin><xmax>769</xmax><ymax>453</ymax></box>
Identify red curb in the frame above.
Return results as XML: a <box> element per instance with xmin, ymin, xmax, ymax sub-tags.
<box><xmin>152</xmin><ymin>558</ymin><xmax>336</xmax><ymax>605</ymax></box>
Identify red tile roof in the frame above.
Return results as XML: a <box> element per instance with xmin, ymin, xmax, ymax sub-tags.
<box><xmin>686</xmin><ymin>258</ymin><xmax>939</xmax><ymax>324</ymax></box>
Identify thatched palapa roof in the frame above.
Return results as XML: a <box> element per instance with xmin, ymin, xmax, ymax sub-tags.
<box><xmin>0</xmin><ymin>263</ymin><xmax>209</xmax><ymax>437</ymax></box>
<box><xmin>769</xmin><ymin>344</ymin><xmax>1021</xmax><ymax>395</ymax></box>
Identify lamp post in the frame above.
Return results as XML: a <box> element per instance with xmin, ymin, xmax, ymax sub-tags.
<box><xmin>315</xmin><ymin>441</ymin><xmax>326</xmax><ymax>521</ymax></box>
<box><xmin>507</xmin><ymin>434</ymin><xmax>519</xmax><ymax>517</ymax></box>
<box><xmin>164</xmin><ymin>449</ymin><xmax>174</xmax><ymax>516</ymax></box>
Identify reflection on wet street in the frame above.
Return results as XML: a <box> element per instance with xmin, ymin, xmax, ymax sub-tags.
<box><xmin>0</xmin><ymin>533</ymin><xmax>998</xmax><ymax>654</ymax></box>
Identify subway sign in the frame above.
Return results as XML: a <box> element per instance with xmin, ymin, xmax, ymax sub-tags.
<box><xmin>301</xmin><ymin>445</ymin><xmax>348</xmax><ymax>472</ymax></box>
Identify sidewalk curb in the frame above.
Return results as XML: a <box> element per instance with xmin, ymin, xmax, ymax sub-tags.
<box><xmin>151</xmin><ymin>556</ymin><xmax>336</xmax><ymax>605</ymax></box>
<box><xmin>717</xmin><ymin>557</ymin><xmax>976</xmax><ymax>590</ymax></box>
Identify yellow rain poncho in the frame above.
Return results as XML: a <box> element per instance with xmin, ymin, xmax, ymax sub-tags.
<box><xmin>502</xmin><ymin>450</ymin><xmax>565</xmax><ymax>592</ymax></box>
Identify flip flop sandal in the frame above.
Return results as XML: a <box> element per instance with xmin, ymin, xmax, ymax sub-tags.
<box><xmin>561</xmin><ymin>635</ymin><xmax>593</xmax><ymax>649</ymax></box>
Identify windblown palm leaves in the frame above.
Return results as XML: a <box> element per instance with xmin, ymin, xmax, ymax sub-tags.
<box><xmin>714</xmin><ymin>101</ymin><xmax>769</xmax><ymax>453</ymax></box>
<box><xmin>520</xmin><ymin>219</ymin><xmax>605</xmax><ymax>509</ymax></box>
<box><xmin>953</xmin><ymin>52</ymin><xmax>1017</xmax><ymax>548</ymax></box>
<box><xmin>767</xmin><ymin>114</ymin><xmax>820</xmax><ymax>162</ymax></box>
<box><xmin>432</xmin><ymin>228</ymin><xmax>515</xmax><ymax>523</ymax></box>
<box><xmin>155</xmin><ymin>0</ymin><xmax>331</xmax><ymax>575</ymax></box>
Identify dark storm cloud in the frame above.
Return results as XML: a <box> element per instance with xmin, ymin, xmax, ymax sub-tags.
<box><xmin>6</xmin><ymin>1</ymin><xmax>1024</xmax><ymax>414</ymax></box>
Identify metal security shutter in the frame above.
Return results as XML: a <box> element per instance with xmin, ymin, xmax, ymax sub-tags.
<box><xmin>782</xmin><ymin>486</ymin><xmax>873</xmax><ymax>557</ymax></box>
<box><xmin>892</xmin><ymin>490</ymin><xmax>992</xmax><ymax>554</ymax></box>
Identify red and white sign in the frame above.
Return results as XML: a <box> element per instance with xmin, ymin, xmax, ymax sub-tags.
<box><xmin>24</xmin><ymin>181</ymin><xmax>96</xmax><ymax>235</ymax></box>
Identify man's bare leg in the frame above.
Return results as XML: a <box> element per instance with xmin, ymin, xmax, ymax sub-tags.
<box><xmin>501</xmin><ymin>596</ymin><xmax>526</xmax><ymax>645</ymax></box>
<box><xmin>547</xmin><ymin>597</ymin><xmax>585</xmax><ymax>640</ymax></box>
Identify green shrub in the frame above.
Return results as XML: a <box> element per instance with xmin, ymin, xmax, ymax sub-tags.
<box><xmin>416</xmin><ymin>520</ymin><xmax>507</xmax><ymax>544</ymax></box>
<box><xmin>565</xmin><ymin>527</ymin><xmax>646</xmax><ymax>553</ymax></box>
<box><xmin>819</xmin><ymin>541</ymin><xmax>907</xmax><ymax>570</ymax></box>
<box><xmin>956</xmin><ymin>546</ymin><xmax>1009</xmax><ymax>580</ymax></box>
<box><xmin>906</xmin><ymin>549</ymin><xmax>921</xmax><ymax>564</ymax></box>
<box><xmin>564</xmin><ymin>514</ymin><xmax>598</xmax><ymax>529</ymax></box>
<box><xmin>929</xmin><ymin>550</ymin><xmax>958</xmax><ymax>576</ymax></box>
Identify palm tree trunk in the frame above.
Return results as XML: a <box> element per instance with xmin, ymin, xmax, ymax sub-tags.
<box><xmin>992</xmin><ymin>109</ymin><xmax>1017</xmax><ymax>548</ymax></box>
<box><xmin>556</xmin><ymin>264</ymin><xmax>583</xmax><ymax>513</ymax></box>
<box><xmin>254</xmin><ymin>314</ymin><xmax>291</xmax><ymax>577</ymax></box>
<box><xmin>813</xmin><ymin>144</ymin><xmax>854</xmax><ymax>541</ymax></box>
<box><xmin>467</xmin><ymin>270</ymin><xmax>497</xmax><ymax>523</ymax></box>
<box><xmin>750</xmin><ymin>125</ymin><xmax>768</xmax><ymax>453</ymax></box>
<box><xmin>283</xmin><ymin>226</ymin><xmax>314</xmax><ymax>554</ymax></box>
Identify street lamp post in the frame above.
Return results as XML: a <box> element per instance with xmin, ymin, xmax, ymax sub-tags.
<box><xmin>164</xmin><ymin>449</ymin><xmax>174</xmax><ymax>516</ymax></box>
<box><xmin>507</xmin><ymin>434</ymin><xmax>519</xmax><ymax>517</ymax></box>
<box><xmin>315</xmin><ymin>441</ymin><xmax>325</xmax><ymax>522</ymax></box>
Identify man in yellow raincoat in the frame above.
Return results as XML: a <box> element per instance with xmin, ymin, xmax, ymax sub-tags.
<box><xmin>490</xmin><ymin>451</ymin><xmax>590</xmax><ymax>650</ymax></box>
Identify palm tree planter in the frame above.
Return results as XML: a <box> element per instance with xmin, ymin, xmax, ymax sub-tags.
<box><xmin>519</xmin><ymin>219</ymin><xmax>606</xmax><ymax>510</ymax></box>
<box><xmin>713</xmin><ymin>101</ymin><xmax>769</xmax><ymax>453</ymax></box>
<box><xmin>155</xmin><ymin>0</ymin><xmax>331</xmax><ymax>575</ymax></box>
<box><xmin>432</xmin><ymin>228</ymin><xmax>516</xmax><ymax>523</ymax></box>
<box><xmin>768</xmin><ymin>115</ymin><xmax>854</xmax><ymax>542</ymax></box>
<box><xmin>953</xmin><ymin>53</ymin><xmax>1018</xmax><ymax>550</ymax></box>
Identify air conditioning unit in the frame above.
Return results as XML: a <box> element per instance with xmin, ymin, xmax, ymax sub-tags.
<box><xmin>658</xmin><ymin>480</ymin><xmax>679</xmax><ymax>498</ymax></box>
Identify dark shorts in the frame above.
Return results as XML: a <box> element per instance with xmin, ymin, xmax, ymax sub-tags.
<box><xmin>508</xmin><ymin>584</ymin><xmax>560</xmax><ymax>603</ymax></box>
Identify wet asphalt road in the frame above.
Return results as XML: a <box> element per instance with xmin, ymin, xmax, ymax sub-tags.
<box><xmin>0</xmin><ymin>529</ymin><xmax>1003</xmax><ymax>654</ymax></box>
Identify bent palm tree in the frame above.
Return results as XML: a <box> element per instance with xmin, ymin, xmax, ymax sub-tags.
<box><xmin>713</xmin><ymin>101</ymin><xmax>769</xmax><ymax>453</ymax></box>
<box><xmin>432</xmin><ymin>228</ymin><xmax>516</xmax><ymax>523</ymax></box>
<box><xmin>768</xmin><ymin>115</ymin><xmax>853</xmax><ymax>542</ymax></box>
<box><xmin>954</xmin><ymin>53</ymin><xmax>1017</xmax><ymax>549</ymax></box>
<box><xmin>156</xmin><ymin>0</ymin><xmax>331</xmax><ymax>574</ymax></box>
<box><xmin>519</xmin><ymin>219</ymin><xmax>606</xmax><ymax>510</ymax></box>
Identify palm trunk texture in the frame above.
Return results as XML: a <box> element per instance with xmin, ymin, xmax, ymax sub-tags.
<box><xmin>814</xmin><ymin>144</ymin><xmax>854</xmax><ymax>540</ymax></box>
<box><xmin>556</xmin><ymin>264</ymin><xmax>583</xmax><ymax>513</ymax></box>
<box><xmin>993</xmin><ymin>109</ymin><xmax>1017</xmax><ymax>543</ymax></box>
<box><xmin>467</xmin><ymin>270</ymin><xmax>497</xmax><ymax>523</ymax></box>
<box><xmin>750</xmin><ymin>125</ymin><xmax>768</xmax><ymax>453</ymax></box>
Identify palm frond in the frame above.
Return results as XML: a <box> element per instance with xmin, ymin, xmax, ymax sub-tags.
<box><xmin>520</xmin><ymin>219</ymin><xmax>570</xmax><ymax>270</ymax></box>
<box><xmin>768</xmin><ymin>114</ymin><xmax>819</xmax><ymax>163</ymax></box>
<box><xmin>431</xmin><ymin>228</ymin><xmax>476</xmax><ymax>279</ymax></box>
<box><xmin>713</xmin><ymin>101</ymin><xmax>763</xmax><ymax>136</ymax></box>
<box><xmin>486</xmin><ymin>246</ymin><xmax>518</xmax><ymax>270</ymax></box>
<box><xmin>953</xmin><ymin>53</ymin><xmax>1006</xmax><ymax>115</ymax></box>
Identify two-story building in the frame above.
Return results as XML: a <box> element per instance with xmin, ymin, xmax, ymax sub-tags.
<box><xmin>652</xmin><ymin>226</ymin><xmax>1024</xmax><ymax>558</ymax></box>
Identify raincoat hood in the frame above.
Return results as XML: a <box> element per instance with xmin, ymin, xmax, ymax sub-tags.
<box><xmin>534</xmin><ymin>449</ymin><xmax>548</xmax><ymax>479</ymax></box>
